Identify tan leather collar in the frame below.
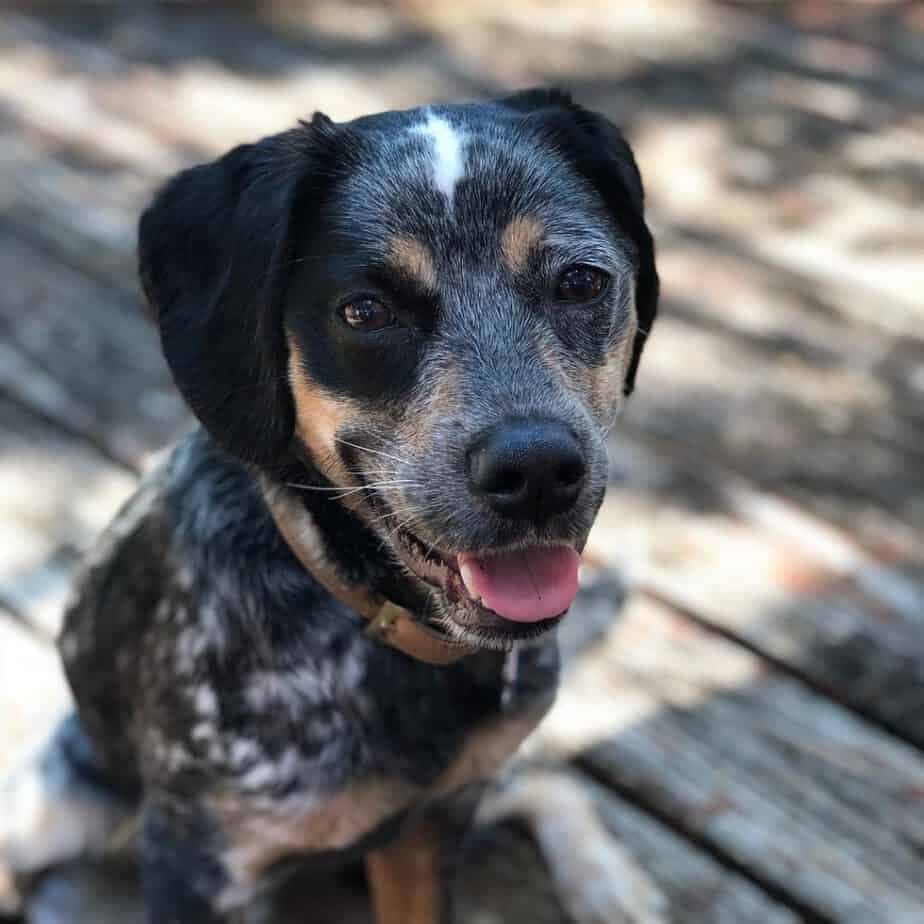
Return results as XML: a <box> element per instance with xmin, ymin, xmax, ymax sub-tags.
<box><xmin>263</xmin><ymin>483</ymin><xmax>474</xmax><ymax>666</ymax></box>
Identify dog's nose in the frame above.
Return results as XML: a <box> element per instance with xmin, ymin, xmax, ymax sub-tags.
<box><xmin>466</xmin><ymin>419</ymin><xmax>587</xmax><ymax>522</ymax></box>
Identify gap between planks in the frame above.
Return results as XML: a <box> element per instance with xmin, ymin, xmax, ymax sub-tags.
<box><xmin>538</xmin><ymin>592</ymin><xmax>924</xmax><ymax>923</ymax></box>
<box><xmin>594</xmin><ymin>424</ymin><xmax>924</xmax><ymax>755</ymax></box>
<box><xmin>0</xmin><ymin>385</ymin><xmax>140</xmax><ymax>478</ymax></box>
<box><xmin>0</xmin><ymin>598</ymin><xmax>51</xmax><ymax>645</ymax></box>
<box><xmin>575</xmin><ymin>757</ymin><xmax>831</xmax><ymax>924</ymax></box>
<box><xmin>637</xmin><ymin>584</ymin><xmax>924</xmax><ymax>760</ymax></box>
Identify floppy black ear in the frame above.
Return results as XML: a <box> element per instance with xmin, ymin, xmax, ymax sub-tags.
<box><xmin>504</xmin><ymin>89</ymin><xmax>659</xmax><ymax>395</ymax></box>
<box><xmin>138</xmin><ymin>115</ymin><xmax>337</xmax><ymax>467</ymax></box>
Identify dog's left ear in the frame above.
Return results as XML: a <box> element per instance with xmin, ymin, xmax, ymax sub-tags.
<box><xmin>503</xmin><ymin>89</ymin><xmax>659</xmax><ymax>395</ymax></box>
<box><xmin>138</xmin><ymin>114</ymin><xmax>340</xmax><ymax>468</ymax></box>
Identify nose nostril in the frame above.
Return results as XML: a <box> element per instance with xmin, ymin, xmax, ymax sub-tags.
<box><xmin>491</xmin><ymin>468</ymin><xmax>526</xmax><ymax>496</ymax></box>
<box><xmin>556</xmin><ymin>459</ymin><xmax>586</xmax><ymax>489</ymax></box>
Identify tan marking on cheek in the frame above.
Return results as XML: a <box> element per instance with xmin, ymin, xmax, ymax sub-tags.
<box><xmin>535</xmin><ymin>310</ymin><xmax>637</xmax><ymax>425</ymax></box>
<box><xmin>287</xmin><ymin>338</ymin><xmax>353</xmax><ymax>484</ymax></box>
<box><xmin>591</xmin><ymin>314</ymin><xmax>638</xmax><ymax>419</ymax></box>
<box><xmin>500</xmin><ymin>215</ymin><xmax>544</xmax><ymax>274</ymax></box>
<box><xmin>388</xmin><ymin>236</ymin><xmax>437</xmax><ymax>291</ymax></box>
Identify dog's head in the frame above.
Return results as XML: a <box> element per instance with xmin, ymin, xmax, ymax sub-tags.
<box><xmin>140</xmin><ymin>89</ymin><xmax>657</xmax><ymax>649</ymax></box>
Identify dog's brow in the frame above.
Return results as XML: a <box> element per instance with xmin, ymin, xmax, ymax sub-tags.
<box><xmin>387</xmin><ymin>236</ymin><xmax>437</xmax><ymax>291</ymax></box>
<box><xmin>500</xmin><ymin>216</ymin><xmax>544</xmax><ymax>275</ymax></box>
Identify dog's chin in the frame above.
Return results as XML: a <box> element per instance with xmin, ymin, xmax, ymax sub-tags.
<box><xmin>385</xmin><ymin>522</ymin><xmax>578</xmax><ymax>651</ymax></box>
<box><xmin>435</xmin><ymin>601</ymin><xmax>566</xmax><ymax>652</ymax></box>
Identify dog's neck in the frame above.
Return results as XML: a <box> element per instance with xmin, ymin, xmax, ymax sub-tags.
<box><xmin>262</xmin><ymin>481</ymin><xmax>475</xmax><ymax>666</ymax></box>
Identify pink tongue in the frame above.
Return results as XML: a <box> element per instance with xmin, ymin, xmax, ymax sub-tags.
<box><xmin>457</xmin><ymin>547</ymin><xmax>580</xmax><ymax>623</ymax></box>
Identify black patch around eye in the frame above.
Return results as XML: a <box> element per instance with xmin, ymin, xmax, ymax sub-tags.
<box><xmin>285</xmin><ymin>252</ymin><xmax>430</xmax><ymax>405</ymax></box>
<box><xmin>293</xmin><ymin>306</ymin><xmax>422</xmax><ymax>404</ymax></box>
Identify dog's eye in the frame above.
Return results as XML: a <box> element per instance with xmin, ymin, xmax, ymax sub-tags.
<box><xmin>340</xmin><ymin>297</ymin><xmax>395</xmax><ymax>332</ymax></box>
<box><xmin>555</xmin><ymin>265</ymin><xmax>609</xmax><ymax>303</ymax></box>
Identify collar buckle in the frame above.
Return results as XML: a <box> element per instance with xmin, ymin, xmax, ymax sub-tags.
<box><xmin>365</xmin><ymin>602</ymin><xmax>403</xmax><ymax>642</ymax></box>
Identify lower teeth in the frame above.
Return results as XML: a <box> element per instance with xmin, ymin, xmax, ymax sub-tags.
<box><xmin>398</xmin><ymin>532</ymin><xmax>483</xmax><ymax>605</ymax></box>
<box><xmin>458</xmin><ymin>562</ymin><xmax>481</xmax><ymax>601</ymax></box>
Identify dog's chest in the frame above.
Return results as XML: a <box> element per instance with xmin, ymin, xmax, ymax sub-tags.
<box><xmin>171</xmin><ymin>635</ymin><xmax>559</xmax><ymax>901</ymax></box>
<box><xmin>211</xmin><ymin>702</ymin><xmax>548</xmax><ymax>904</ymax></box>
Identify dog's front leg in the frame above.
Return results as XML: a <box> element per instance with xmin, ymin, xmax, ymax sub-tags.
<box><xmin>140</xmin><ymin>800</ymin><xmax>234</xmax><ymax>924</ymax></box>
<box><xmin>366</xmin><ymin>815</ymin><xmax>447</xmax><ymax>924</ymax></box>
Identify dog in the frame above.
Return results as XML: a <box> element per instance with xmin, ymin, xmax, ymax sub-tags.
<box><xmin>0</xmin><ymin>88</ymin><xmax>658</xmax><ymax>923</ymax></box>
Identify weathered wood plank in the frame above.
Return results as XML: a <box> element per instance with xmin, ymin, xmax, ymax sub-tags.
<box><xmin>622</xmin><ymin>297</ymin><xmax>924</xmax><ymax>549</ymax></box>
<box><xmin>654</xmin><ymin>239</ymin><xmax>924</xmax><ymax>420</ymax></box>
<box><xmin>0</xmin><ymin>10</ymin><xmax>448</xmax><ymax>163</ymax></box>
<box><xmin>719</xmin><ymin>1</ymin><xmax>924</xmax><ymax>70</ymax></box>
<box><xmin>0</xmin><ymin>612</ymin><xmax>71</xmax><ymax>778</ymax></box>
<box><xmin>0</xmin><ymin>125</ymin><xmax>146</xmax><ymax>297</ymax></box>
<box><xmin>0</xmin><ymin>16</ymin><xmax>187</xmax><ymax>176</ymax></box>
<box><xmin>583</xmin><ymin>778</ymin><xmax>799</xmax><ymax>924</ymax></box>
<box><xmin>537</xmin><ymin>594</ymin><xmax>924</xmax><ymax>922</ymax></box>
<box><xmin>0</xmin><ymin>395</ymin><xmax>137</xmax><ymax>637</ymax></box>
<box><xmin>17</xmin><ymin>778</ymin><xmax>800</xmax><ymax>924</ymax></box>
<box><xmin>452</xmin><ymin>779</ymin><xmax>801</xmax><ymax>924</ymax></box>
<box><xmin>0</xmin><ymin>232</ymin><xmax>188</xmax><ymax>468</ymax></box>
<box><xmin>591</xmin><ymin>431</ymin><xmax>924</xmax><ymax>749</ymax></box>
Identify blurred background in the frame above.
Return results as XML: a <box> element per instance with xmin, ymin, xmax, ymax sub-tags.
<box><xmin>1</xmin><ymin>2</ymin><xmax>922</xmax><ymax>922</ymax></box>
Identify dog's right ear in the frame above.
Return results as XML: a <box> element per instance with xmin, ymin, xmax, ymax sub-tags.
<box><xmin>139</xmin><ymin>114</ymin><xmax>339</xmax><ymax>469</ymax></box>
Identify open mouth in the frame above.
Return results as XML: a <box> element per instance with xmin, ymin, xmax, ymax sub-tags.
<box><xmin>391</xmin><ymin>525</ymin><xmax>581</xmax><ymax>637</ymax></box>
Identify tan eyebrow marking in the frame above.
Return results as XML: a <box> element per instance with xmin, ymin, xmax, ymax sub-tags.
<box><xmin>387</xmin><ymin>236</ymin><xmax>437</xmax><ymax>291</ymax></box>
<box><xmin>500</xmin><ymin>215</ymin><xmax>544</xmax><ymax>274</ymax></box>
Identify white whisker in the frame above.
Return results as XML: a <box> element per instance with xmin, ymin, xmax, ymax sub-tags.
<box><xmin>287</xmin><ymin>480</ymin><xmax>419</xmax><ymax>496</ymax></box>
<box><xmin>328</xmin><ymin>482</ymin><xmax>421</xmax><ymax>502</ymax></box>
<box><xmin>334</xmin><ymin>437</ymin><xmax>410</xmax><ymax>466</ymax></box>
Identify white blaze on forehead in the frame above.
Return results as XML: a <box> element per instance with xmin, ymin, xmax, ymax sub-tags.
<box><xmin>413</xmin><ymin>113</ymin><xmax>466</xmax><ymax>205</ymax></box>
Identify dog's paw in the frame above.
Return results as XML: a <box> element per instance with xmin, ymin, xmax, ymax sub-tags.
<box><xmin>478</xmin><ymin>769</ymin><xmax>669</xmax><ymax>924</ymax></box>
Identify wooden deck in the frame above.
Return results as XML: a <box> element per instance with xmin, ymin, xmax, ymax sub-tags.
<box><xmin>1</xmin><ymin>2</ymin><xmax>922</xmax><ymax>921</ymax></box>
